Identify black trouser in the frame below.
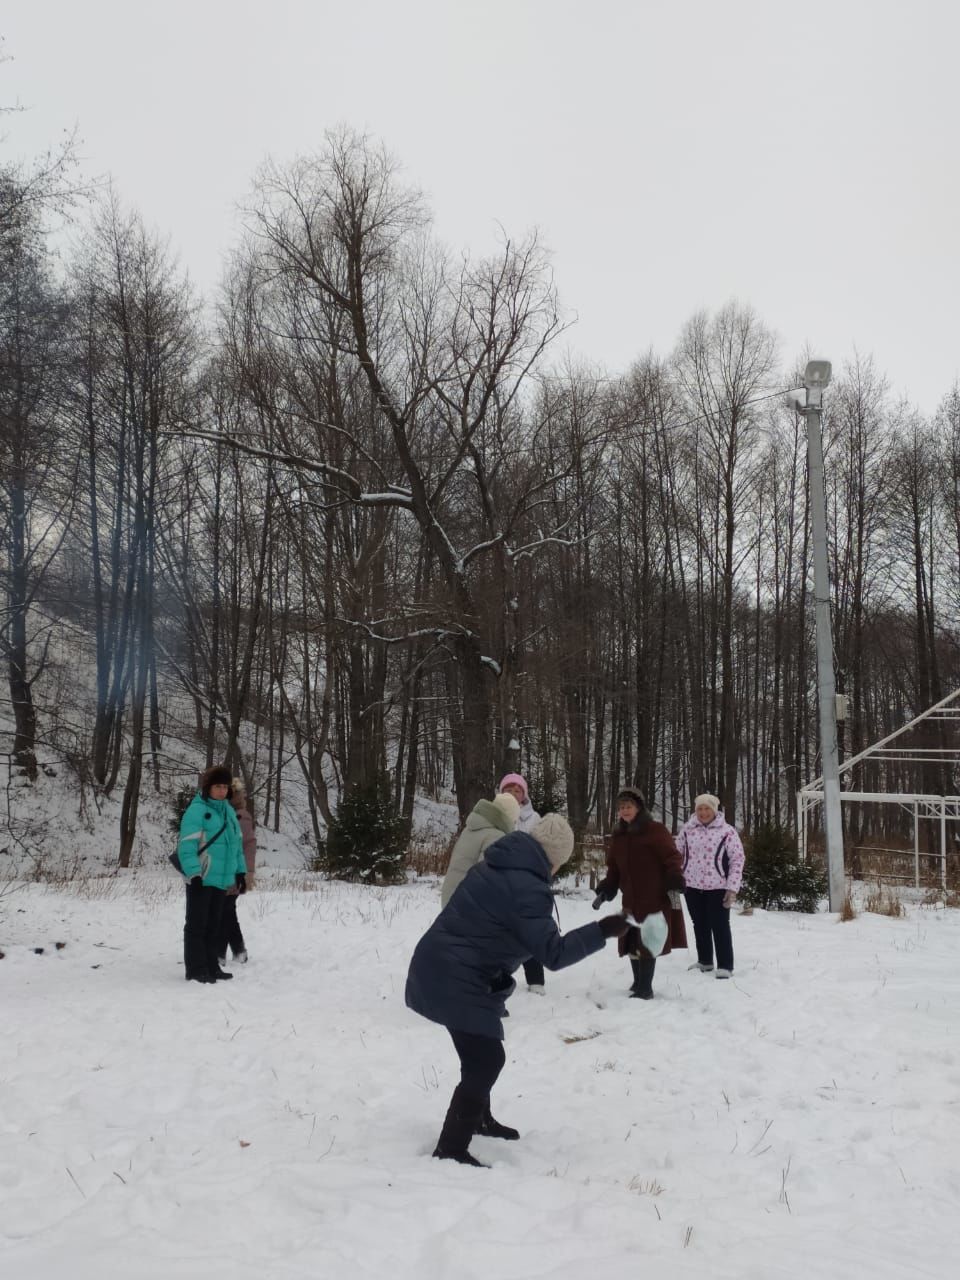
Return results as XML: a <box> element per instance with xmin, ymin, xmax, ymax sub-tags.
<box><xmin>684</xmin><ymin>887</ymin><xmax>733</xmax><ymax>971</ymax></box>
<box><xmin>522</xmin><ymin>959</ymin><xmax>545</xmax><ymax>986</ymax></box>
<box><xmin>219</xmin><ymin>893</ymin><xmax>246</xmax><ymax>959</ymax></box>
<box><xmin>447</xmin><ymin>1028</ymin><xmax>506</xmax><ymax>1103</ymax></box>
<box><xmin>184</xmin><ymin>882</ymin><xmax>225</xmax><ymax>978</ymax></box>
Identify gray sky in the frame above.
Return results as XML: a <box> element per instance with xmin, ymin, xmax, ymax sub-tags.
<box><xmin>4</xmin><ymin>0</ymin><xmax>958</xmax><ymax>412</ymax></box>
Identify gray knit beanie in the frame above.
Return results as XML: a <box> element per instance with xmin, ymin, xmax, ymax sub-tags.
<box><xmin>531</xmin><ymin>813</ymin><xmax>575</xmax><ymax>871</ymax></box>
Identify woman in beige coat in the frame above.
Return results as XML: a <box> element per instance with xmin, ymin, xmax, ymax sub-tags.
<box><xmin>440</xmin><ymin>792</ymin><xmax>520</xmax><ymax>908</ymax></box>
<box><xmin>218</xmin><ymin>778</ymin><xmax>257</xmax><ymax>964</ymax></box>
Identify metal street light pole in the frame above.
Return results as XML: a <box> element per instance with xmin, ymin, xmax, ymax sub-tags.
<box><xmin>803</xmin><ymin>360</ymin><xmax>846</xmax><ymax>911</ymax></box>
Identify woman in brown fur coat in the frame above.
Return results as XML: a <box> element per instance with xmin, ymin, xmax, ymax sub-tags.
<box><xmin>593</xmin><ymin>785</ymin><xmax>686</xmax><ymax>999</ymax></box>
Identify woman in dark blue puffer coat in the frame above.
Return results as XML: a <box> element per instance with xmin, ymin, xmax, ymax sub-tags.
<box><xmin>406</xmin><ymin>813</ymin><xmax>628</xmax><ymax>1166</ymax></box>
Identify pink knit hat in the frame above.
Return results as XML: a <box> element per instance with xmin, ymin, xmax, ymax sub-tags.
<box><xmin>498</xmin><ymin>772</ymin><xmax>529</xmax><ymax>803</ymax></box>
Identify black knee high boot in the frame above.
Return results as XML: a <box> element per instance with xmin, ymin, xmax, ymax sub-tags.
<box><xmin>629</xmin><ymin>957</ymin><xmax>643</xmax><ymax>994</ymax></box>
<box><xmin>475</xmin><ymin>1100</ymin><xmax>519</xmax><ymax>1140</ymax></box>
<box><xmin>630</xmin><ymin>956</ymin><xmax>656</xmax><ymax>999</ymax></box>
<box><xmin>433</xmin><ymin>1086</ymin><xmax>488</xmax><ymax>1167</ymax></box>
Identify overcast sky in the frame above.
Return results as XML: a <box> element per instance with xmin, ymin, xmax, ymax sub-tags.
<box><xmin>3</xmin><ymin>0</ymin><xmax>958</xmax><ymax>413</ymax></box>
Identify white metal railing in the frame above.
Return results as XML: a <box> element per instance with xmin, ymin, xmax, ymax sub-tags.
<box><xmin>799</xmin><ymin>788</ymin><xmax>957</xmax><ymax>889</ymax></box>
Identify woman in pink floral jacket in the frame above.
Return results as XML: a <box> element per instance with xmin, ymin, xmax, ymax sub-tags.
<box><xmin>676</xmin><ymin>794</ymin><xmax>745</xmax><ymax>979</ymax></box>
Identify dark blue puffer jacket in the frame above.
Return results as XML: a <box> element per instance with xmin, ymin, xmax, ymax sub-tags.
<box><xmin>405</xmin><ymin>830</ymin><xmax>607</xmax><ymax>1039</ymax></box>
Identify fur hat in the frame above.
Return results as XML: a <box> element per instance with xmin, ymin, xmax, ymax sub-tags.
<box><xmin>231</xmin><ymin>777</ymin><xmax>246</xmax><ymax>793</ymax></box>
<box><xmin>200</xmin><ymin>765</ymin><xmax>232</xmax><ymax>797</ymax></box>
<box><xmin>694</xmin><ymin>793</ymin><xmax>721</xmax><ymax>815</ymax></box>
<box><xmin>491</xmin><ymin>791</ymin><xmax>520</xmax><ymax>828</ymax></box>
<box><xmin>616</xmin><ymin>785</ymin><xmax>647</xmax><ymax>810</ymax></box>
<box><xmin>531</xmin><ymin>813</ymin><xmax>575</xmax><ymax>871</ymax></box>
<box><xmin>498</xmin><ymin>772</ymin><xmax>530</xmax><ymax>803</ymax></box>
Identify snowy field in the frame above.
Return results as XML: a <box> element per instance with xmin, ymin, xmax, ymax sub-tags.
<box><xmin>2</xmin><ymin>873</ymin><xmax>959</xmax><ymax>1280</ymax></box>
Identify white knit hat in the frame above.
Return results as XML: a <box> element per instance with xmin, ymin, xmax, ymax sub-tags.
<box><xmin>531</xmin><ymin>813</ymin><xmax>575</xmax><ymax>870</ymax></box>
<box><xmin>491</xmin><ymin>791</ymin><xmax>520</xmax><ymax>829</ymax></box>
<box><xmin>694</xmin><ymin>793</ymin><xmax>721</xmax><ymax>815</ymax></box>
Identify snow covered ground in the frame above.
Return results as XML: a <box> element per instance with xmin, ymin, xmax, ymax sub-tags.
<box><xmin>2</xmin><ymin>873</ymin><xmax>959</xmax><ymax>1280</ymax></box>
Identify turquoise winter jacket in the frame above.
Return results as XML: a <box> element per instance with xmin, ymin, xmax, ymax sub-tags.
<box><xmin>177</xmin><ymin>793</ymin><xmax>246</xmax><ymax>889</ymax></box>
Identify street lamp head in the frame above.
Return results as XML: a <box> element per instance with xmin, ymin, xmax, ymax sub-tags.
<box><xmin>804</xmin><ymin>360</ymin><xmax>832</xmax><ymax>390</ymax></box>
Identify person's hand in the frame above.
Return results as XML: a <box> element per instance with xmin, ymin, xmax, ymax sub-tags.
<box><xmin>722</xmin><ymin>890</ymin><xmax>737</xmax><ymax>909</ymax></box>
<box><xmin>598</xmin><ymin>913</ymin><xmax>629</xmax><ymax>938</ymax></box>
<box><xmin>592</xmin><ymin>880</ymin><xmax>613</xmax><ymax>910</ymax></box>
<box><xmin>236</xmin><ymin>873</ymin><xmax>247</xmax><ymax>894</ymax></box>
<box><xmin>190</xmin><ymin>875</ymin><xmax>203</xmax><ymax>889</ymax></box>
<box><xmin>668</xmin><ymin>890</ymin><xmax>684</xmax><ymax>910</ymax></box>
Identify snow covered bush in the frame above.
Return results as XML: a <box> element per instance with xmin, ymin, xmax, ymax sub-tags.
<box><xmin>741</xmin><ymin>824</ymin><xmax>827</xmax><ymax>912</ymax></box>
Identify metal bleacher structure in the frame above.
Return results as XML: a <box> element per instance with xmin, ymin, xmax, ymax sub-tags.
<box><xmin>799</xmin><ymin>687</ymin><xmax>960</xmax><ymax>889</ymax></box>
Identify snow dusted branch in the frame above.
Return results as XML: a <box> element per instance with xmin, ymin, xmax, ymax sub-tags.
<box><xmin>427</xmin><ymin>515</ymin><xmax>462</xmax><ymax>575</ymax></box>
<box><xmin>509</xmin><ymin>534</ymin><xmax>588</xmax><ymax>563</ymax></box>
<box><xmin>458</xmin><ymin>533</ymin><xmax>507</xmax><ymax>571</ymax></box>
<box><xmin>358</xmin><ymin>490</ymin><xmax>417</xmax><ymax>508</ymax></box>
<box><xmin>336</xmin><ymin>619</ymin><xmax>476</xmax><ymax>646</ymax></box>
<box><xmin>169</xmin><ymin>428</ymin><xmax>414</xmax><ymax>508</ymax></box>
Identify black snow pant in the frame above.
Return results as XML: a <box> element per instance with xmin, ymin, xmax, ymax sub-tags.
<box><xmin>183</xmin><ymin>882</ymin><xmax>225</xmax><ymax>979</ymax></box>
<box><xmin>684</xmin><ymin>887</ymin><xmax>733</xmax><ymax>971</ymax></box>
<box><xmin>219</xmin><ymin>893</ymin><xmax>246</xmax><ymax>959</ymax></box>
<box><xmin>447</xmin><ymin>1028</ymin><xmax>507</xmax><ymax>1104</ymax></box>
<box><xmin>522</xmin><ymin>958</ymin><xmax>545</xmax><ymax>986</ymax></box>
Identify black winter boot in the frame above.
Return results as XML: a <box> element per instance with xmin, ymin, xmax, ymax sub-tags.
<box><xmin>475</xmin><ymin>1102</ymin><xmax>519</xmax><ymax>1140</ymax></box>
<box><xmin>629</xmin><ymin>958</ymin><xmax>643</xmax><ymax>994</ymax></box>
<box><xmin>211</xmin><ymin>967</ymin><xmax>234</xmax><ymax>980</ymax></box>
<box><xmin>433</xmin><ymin>1086</ymin><xmax>489</xmax><ymax>1167</ymax></box>
<box><xmin>630</xmin><ymin>956</ymin><xmax>656</xmax><ymax>999</ymax></box>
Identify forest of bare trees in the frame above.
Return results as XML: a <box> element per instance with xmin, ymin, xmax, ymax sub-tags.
<box><xmin>4</xmin><ymin>129</ymin><xmax>960</xmax><ymax>864</ymax></box>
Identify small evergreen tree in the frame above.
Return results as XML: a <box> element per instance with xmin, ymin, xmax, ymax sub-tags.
<box><xmin>528</xmin><ymin>775</ymin><xmax>564</xmax><ymax>818</ymax></box>
<box><xmin>741</xmin><ymin>824</ymin><xmax>827</xmax><ymax>912</ymax></box>
<box><xmin>169</xmin><ymin>784</ymin><xmax>198</xmax><ymax>834</ymax></box>
<box><xmin>323</xmin><ymin>775</ymin><xmax>408</xmax><ymax>884</ymax></box>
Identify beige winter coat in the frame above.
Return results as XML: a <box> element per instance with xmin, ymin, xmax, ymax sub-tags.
<box><xmin>439</xmin><ymin>793</ymin><xmax>520</xmax><ymax>907</ymax></box>
<box><xmin>225</xmin><ymin>800</ymin><xmax>257</xmax><ymax>895</ymax></box>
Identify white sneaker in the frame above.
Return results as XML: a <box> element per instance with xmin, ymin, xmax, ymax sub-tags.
<box><xmin>527</xmin><ymin>984</ymin><xmax>545</xmax><ymax>995</ymax></box>
<box><xmin>716</xmin><ymin>968</ymin><xmax>732</xmax><ymax>979</ymax></box>
<box><xmin>235</xmin><ymin>950</ymin><xmax>248</xmax><ymax>964</ymax></box>
<box><xmin>688</xmin><ymin>962</ymin><xmax>714</xmax><ymax>972</ymax></box>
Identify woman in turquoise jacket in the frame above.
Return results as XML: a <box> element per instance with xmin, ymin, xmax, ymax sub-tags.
<box><xmin>178</xmin><ymin>765</ymin><xmax>247</xmax><ymax>983</ymax></box>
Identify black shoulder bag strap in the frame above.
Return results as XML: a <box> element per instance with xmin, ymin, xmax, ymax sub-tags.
<box><xmin>171</xmin><ymin>818</ymin><xmax>229</xmax><ymax>875</ymax></box>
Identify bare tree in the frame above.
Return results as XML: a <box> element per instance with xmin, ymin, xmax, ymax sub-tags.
<box><xmin>673</xmin><ymin>303</ymin><xmax>779</xmax><ymax>823</ymax></box>
<box><xmin>225</xmin><ymin>130</ymin><xmax>569</xmax><ymax>815</ymax></box>
<box><xmin>0</xmin><ymin>177</ymin><xmax>73</xmax><ymax>778</ymax></box>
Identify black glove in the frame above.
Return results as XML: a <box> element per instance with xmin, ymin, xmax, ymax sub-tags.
<box><xmin>236</xmin><ymin>873</ymin><xmax>247</xmax><ymax>894</ymax></box>
<box><xmin>598</xmin><ymin>913</ymin><xmax>628</xmax><ymax>938</ymax></box>
<box><xmin>592</xmin><ymin>880</ymin><xmax>614</xmax><ymax>910</ymax></box>
<box><xmin>189</xmin><ymin>875</ymin><xmax>203</xmax><ymax>889</ymax></box>
<box><xmin>490</xmin><ymin>970</ymin><xmax>514</xmax><ymax>995</ymax></box>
